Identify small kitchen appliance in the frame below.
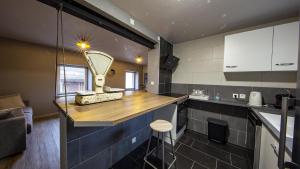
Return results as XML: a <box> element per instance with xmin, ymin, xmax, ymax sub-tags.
<box><xmin>248</xmin><ymin>91</ymin><xmax>262</xmax><ymax>107</ymax></box>
<box><xmin>274</xmin><ymin>94</ymin><xmax>295</xmax><ymax>109</ymax></box>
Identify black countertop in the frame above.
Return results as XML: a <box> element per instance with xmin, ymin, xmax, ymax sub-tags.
<box><xmin>189</xmin><ymin>97</ymin><xmax>294</xmax><ymax>156</ymax></box>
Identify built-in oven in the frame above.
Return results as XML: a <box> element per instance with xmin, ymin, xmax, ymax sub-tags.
<box><xmin>246</xmin><ymin>109</ymin><xmax>262</xmax><ymax>169</ymax></box>
<box><xmin>177</xmin><ymin>100</ymin><xmax>188</xmax><ymax>134</ymax></box>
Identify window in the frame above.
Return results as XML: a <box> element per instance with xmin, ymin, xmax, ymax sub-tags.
<box><xmin>125</xmin><ymin>71</ymin><xmax>139</xmax><ymax>90</ymax></box>
<box><xmin>57</xmin><ymin>65</ymin><xmax>90</xmax><ymax>95</ymax></box>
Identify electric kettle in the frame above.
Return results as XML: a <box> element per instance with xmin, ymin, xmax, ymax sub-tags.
<box><xmin>248</xmin><ymin>91</ymin><xmax>262</xmax><ymax>107</ymax></box>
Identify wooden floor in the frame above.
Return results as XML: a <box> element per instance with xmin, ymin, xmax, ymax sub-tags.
<box><xmin>0</xmin><ymin>117</ymin><xmax>60</xmax><ymax>169</ymax></box>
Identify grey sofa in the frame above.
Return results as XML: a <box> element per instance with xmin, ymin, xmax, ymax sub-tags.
<box><xmin>0</xmin><ymin>109</ymin><xmax>26</xmax><ymax>159</ymax></box>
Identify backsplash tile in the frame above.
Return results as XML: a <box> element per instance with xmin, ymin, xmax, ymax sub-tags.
<box><xmin>171</xmin><ymin>83</ymin><xmax>188</xmax><ymax>94</ymax></box>
<box><xmin>172</xmin><ymin>83</ymin><xmax>295</xmax><ymax>105</ymax></box>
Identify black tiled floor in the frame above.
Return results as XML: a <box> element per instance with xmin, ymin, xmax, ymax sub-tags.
<box><xmin>192</xmin><ymin>140</ymin><xmax>231</xmax><ymax>163</ymax></box>
<box><xmin>111</xmin><ymin>130</ymin><xmax>252</xmax><ymax>169</ymax></box>
<box><xmin>231</xmin><ymin>154</ymin><xmax>250</xmax><ymax>169</ymax></box>
<box><xmin>192</xmin><ymin>163</ymin><xmax>207</xmax><ymax>169</ymax></box>
<box><xmin>216</xmin><ymin>160</ymin><xmax>239</xmax><ymax>169</ymax></box>
<box><xmin>177</xmin><ymin>144</ymin><xmax>216</xmax><ymax>169</ymax></box>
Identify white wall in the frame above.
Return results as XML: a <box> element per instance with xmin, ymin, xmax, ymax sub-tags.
<box><xmin>173</xmin><ymin>20</ymin><xmax>298</xmax><ymax>89</ymax></box>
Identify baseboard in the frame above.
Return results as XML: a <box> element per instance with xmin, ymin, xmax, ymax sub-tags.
<box><xmin>33</xmin><ymin>112</ymin><xmax>59</xmax><ymax>121</ymax></box>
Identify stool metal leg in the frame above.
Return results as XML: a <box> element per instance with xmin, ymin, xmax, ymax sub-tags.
<box><xmin>143</xmin><ymin>130</ymin><xmax>153</xmax><ymax>169</ymax></box>
<box><xmin>162</xmin><ymin>132</ymin><xmax>165</xmax><ymax>169</ymax></box>
<box><xmin>169</xmin><ymin>131</ymin><xmax>177</xmax><ymax>169</ymax></box>
<box><xmin>156</xmin><ymin>132</ymin><xmax>160</xmax><ymax>158</ymax></box>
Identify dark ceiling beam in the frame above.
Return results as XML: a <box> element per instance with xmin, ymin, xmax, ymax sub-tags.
<box><xmin>38</xmin><ymin>0</ymin><xmax>155</xmax><ymax>49</ymax></box>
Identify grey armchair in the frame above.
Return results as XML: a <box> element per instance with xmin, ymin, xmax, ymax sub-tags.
<box><xmin>0</xmin><ymin>111</ymin><xmax>26</xmax><ymax>159</ymax></box>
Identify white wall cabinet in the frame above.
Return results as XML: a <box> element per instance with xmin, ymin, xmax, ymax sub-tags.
<box><xmin>272</xmin><ymin>22</ymin><xmax>299</xmax><ymax>71</ymax></box>
<box><xmin>224</xmin><ymin>27</ymin><xmax>273</xmax><ymax>72</ymax></box>
<box><xmin>224</xmin><ymin>21</ymin><xmax>299</xmax><ymax>72</ymax></box>
<box><xmin>259</xmin><ymin>125</ymin><xmax>291</xmax><ymax>169</ymax></box>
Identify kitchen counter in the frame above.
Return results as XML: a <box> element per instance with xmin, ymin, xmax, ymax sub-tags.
<box><xmin>189</xmin><ymin>97</ymin><xmax>295</xmax><ymax>155</ymax></box>
<box><xmin>55</xmin><ymin>91</ymin><xmax>186</xmax><ymax>127</ymax></box>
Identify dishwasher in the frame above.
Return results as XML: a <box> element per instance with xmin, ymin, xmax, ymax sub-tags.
<box><xmin>246</xmin><ymin>109</ymin><xmax>262</xmax><ymax>169</ymax></box>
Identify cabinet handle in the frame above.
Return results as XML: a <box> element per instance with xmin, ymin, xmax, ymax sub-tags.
<box><xmin>275</xmin><ymin>63</ymin><xmax>294</xmax><ymax>66</ymax></box>
<box><xmin>271</xmin><ymin>143</ymin><xmax>279</xmax><ymax>157</ymax></box>
<box><xmin>225</xmin><ymin>65</ymin><xmax>238</xmax><ymax>68</ymax></box>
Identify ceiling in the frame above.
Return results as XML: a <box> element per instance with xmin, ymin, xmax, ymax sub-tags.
<box><xmin>111</xmin><ymin>0</ymin><xmax>300</xmax><ymax>43</ymax></box>
<box><xmin>0</xmin><ymin>0</ymin><xmax>148</xmax><ymax>65</ymax></box>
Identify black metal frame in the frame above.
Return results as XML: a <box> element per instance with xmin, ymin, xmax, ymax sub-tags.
<box><xmin>38</xmin><ymin>0</ymin><xmax>155</xmax><ymax>49</ymax></box>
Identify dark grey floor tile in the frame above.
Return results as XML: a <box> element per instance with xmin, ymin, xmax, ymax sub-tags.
<box><xmin>208</xmin><ymin>141</ymin><xmax>250</xmax><ymax>159</ymax></box>
<box><xmin>231</xmin><ymin>154</ymin><xmax>251</xmax><ymax>169</ymax></box>
<box><xmin>216</xmin><ymin>160</ymin><xmax>239</xmax><ymax>169</ymax></box>
<box><xmin>177</xmin><ymin>144</ymin><xmax>216</xmax><ymax>169</ymax></box>
<box><xmin>185</xmin><ymin>130</ymin><xmax>209</xmax><ymax>144</ymax></box>
<box><xmin>144</xmin><ymin>155</ymin><xmax>169</xmax><ymax>169</ymax></box>
<box><xmin>192</xmin><ymin>162</ymin><xmax>208</xmax><ymax>169</ymax></box>
<box><xmin>129</xmin><ymin>146</ymin><xmax>146</xmax><ymax>163</ymax></box>
<box><xmin>192</xmin><ymin>140</ymin><xmax>230</xmax><ymax>163</ymax></box>
<box><xmin>110</xmin><ymin>156</ymin><xmax>140</xmax><ymax>169</ymax></box>
<box><xmin>170</xmin><ymin>153</ymin><xmax>193</xmax><ymax>169</ymax></box>
<box><xmin>178</xmin><ymin>134</ymin><xmax>194</xmax><ymax>146</ymax></box>
<box><xmin>175</xmin><ymin>142</ymin><xmax>181</xmax><ymax>151</ymax></box>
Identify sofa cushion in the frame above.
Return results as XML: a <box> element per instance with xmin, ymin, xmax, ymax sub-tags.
<box><xmin>0</xmin><ymin>94</ymin><xmax>25</xmax><ymax>112</ymax></box>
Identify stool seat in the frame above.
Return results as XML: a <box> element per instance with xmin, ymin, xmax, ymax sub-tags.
<box><xmin>150</xmin><ymin>120</ymin><xmax>173</xmax><ymax>132</ymax></box>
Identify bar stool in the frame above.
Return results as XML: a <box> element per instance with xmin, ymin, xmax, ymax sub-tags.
<box><xmin>143</xmin><ymin>120</ymin><xmax>177</xmax><ymax>169</ymax></box>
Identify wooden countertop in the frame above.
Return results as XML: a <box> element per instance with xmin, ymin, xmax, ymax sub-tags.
<box><xmin>54</xmin><ymin>91</ymin><xmax>186</xmax><ymax>127</ymax></box>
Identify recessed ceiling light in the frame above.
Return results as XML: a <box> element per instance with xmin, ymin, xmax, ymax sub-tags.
<box><xmin>171</xmin><ymin>21</ymin><xmax>175</xmax><ymax>25</ymax></box>
<box><xmin>136</xmin><ymin>56</ymin><xmax>143</xmax><ymax>63</ymax></box>
<box><xmin>130</xmin><ymin>18</ymin><xmax>135</xmax><ymax>25</ymax></box>
<box><xmin>207</xmin><ymin>0</ymin><xmax>211</xmax><ymax>3</ymax></box>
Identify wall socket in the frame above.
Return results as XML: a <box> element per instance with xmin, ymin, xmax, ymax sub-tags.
<box><xmin>239</xmin><ymin>94</ymin><xmax>246</xmax><ymax>99</ymax></box>
<box><xmin>233</xmin><ymin>93</ymin><xmax>239</xmax><ymax>99</ymax></box>
<box><xmin>132</xmin><ymin>137</ymin><xmax>136</xmax><ymax>144</ymax></box>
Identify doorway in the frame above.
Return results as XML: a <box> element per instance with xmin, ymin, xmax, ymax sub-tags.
<box><xmin>125</xmin><ymin>71</ymin><xmax>139</xmax><ymax>90</ymax></box>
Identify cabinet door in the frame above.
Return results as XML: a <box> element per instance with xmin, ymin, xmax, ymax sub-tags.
<box><xmin>272</xmin><ymin>21</ymin><xmax>299</xmax><ymax>71</ymax></box>
<box><xmin>224</xmin><ymin>27</ymin><xmax>273</xmax><ymax>72</ymax></box>
<box><xmin>259</xmin><ymin>125</ymin><xmax>291</xmax><ymax>169</ymax></box>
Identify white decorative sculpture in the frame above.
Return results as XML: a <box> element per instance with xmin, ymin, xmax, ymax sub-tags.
<box><xmin>75</xmin><ymin>50</ymin><xmax>124</xmax><ymax>105</ymax></box>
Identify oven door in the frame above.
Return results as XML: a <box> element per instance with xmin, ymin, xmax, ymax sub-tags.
<box><xmin>247</xmin><ymin>110</ymin><xmax>262</xmax><ymax>169</ymax></box>
<box><xmin>177</xmin><ymin>101</ymin><xmax>188</xmax><ymax>133</ymax></box>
